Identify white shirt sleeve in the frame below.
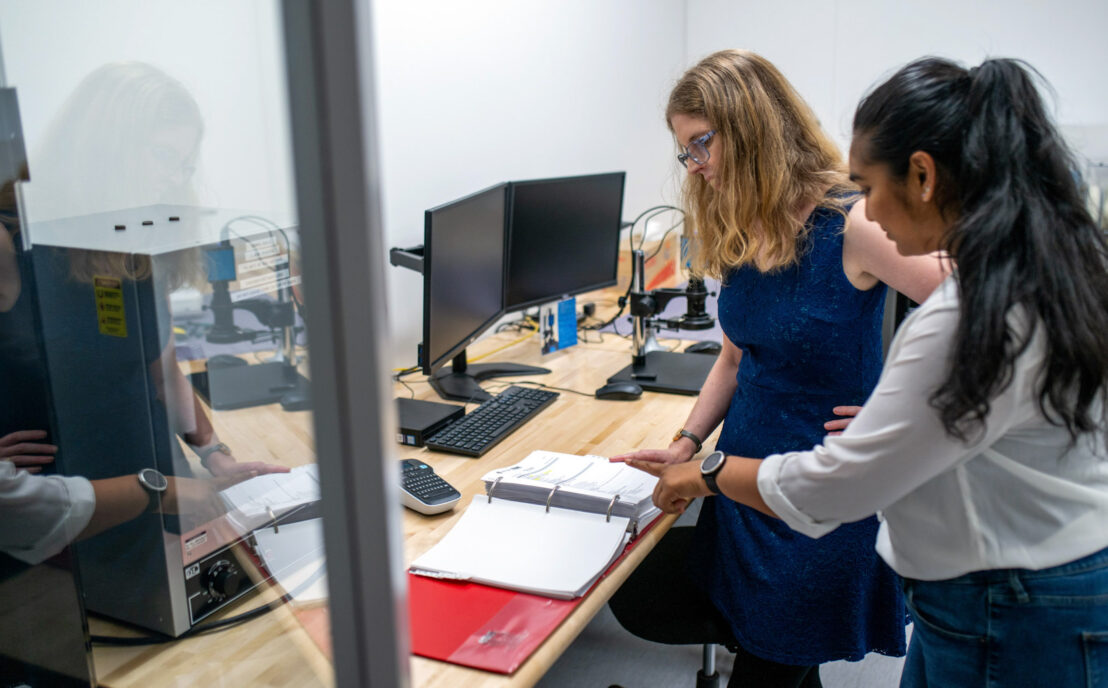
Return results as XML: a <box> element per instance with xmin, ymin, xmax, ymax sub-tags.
<box><xmin>0</xmin><ymin>460</ymin><xmax>96</xmax><ymax>564</ymax></box>
<box><xmin>756</xmin><ymin>283</ymin><xmax>1036</xmax><ymax>537</ymax></box>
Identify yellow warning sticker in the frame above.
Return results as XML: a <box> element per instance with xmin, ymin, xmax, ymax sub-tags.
<box><xmin>93</xmin><ymin>275</ymin><xmax>127</xmax><ymax>337</ymax></box>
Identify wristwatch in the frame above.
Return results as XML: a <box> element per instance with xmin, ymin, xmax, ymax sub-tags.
<box><xmin>672</xmin><ymin>428</ymin><xmax>703</xmax><ymax>454</ymax></box>
<box><xmin>137</xmin><ymin>467</ymin><xmax>168</xmax><ymax>513</ymax></box>
<box><xmin>193</xmin><ymin>441</ymin><xmax>232</xmax><ymax>470</ymax></box>
<box><xmin>699</xmin><ymin>450</ymin><xmax>727</xmax><ymax>495</ymax></box>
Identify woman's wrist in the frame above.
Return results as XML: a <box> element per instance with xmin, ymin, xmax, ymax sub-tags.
<box><xmin>671</xmin><ymin>428</ymin><xmax>704</xmax><ymax>459</ymax></box>
<box><xmin>187</xmin><ymin>435</ymin><xmax>232</xmax><ymax>472</ymax></box>
<box><xmin>202</xmin><ymin>451</ymin><xmax>237</xmax><ymax>476</ymax></box>
<box><xmin>669</xmin><ymin>438</ymin><xmax>698</xmax><ymax>462</ymax></box>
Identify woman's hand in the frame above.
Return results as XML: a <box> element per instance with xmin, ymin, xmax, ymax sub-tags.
<box><xmin>611</xmin><ymin>444</ymin><xmax>694</xmax><ymax>466</ymax></box>
<box><xmin>0</xmin><ymin>430</ymin><xmax>58</xmax><ymax>474</ymax></box>
<box><xmin>204</xmin><ymin>451</ymin><xmax>291</xmax><ymax>479</ymax></box>
<box><xmin>823</xmin><ymin>406</ymin><xmax>862</xmax><ymax>436</ymax></box>
<box><xmin>612</xmin><ymin>453</ymin><xmax>710</xmax><ymax>515</ymax></box>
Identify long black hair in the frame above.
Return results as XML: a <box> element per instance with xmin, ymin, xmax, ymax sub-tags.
<box><xmin>854</xmin><ymin>57</ymin><xmax>1108</xmax><ymax>441</ymax></box>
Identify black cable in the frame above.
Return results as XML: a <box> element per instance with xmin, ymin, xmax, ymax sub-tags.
<box><xmin>582</xmin><ymin>205</ymin><xmax>685</xmax><ymax>333</ymax></box>
<box><xmin>495</xmin><ymin>315</ymin><xmax>537</xmax><ymax>334</ymax></box>
<box><xmin>644</xmin><ymin>217</ymin><xmax>685</xmax><ymax>263</ymax></box>
<box><xmin>394</xmin><ymin>365</ymin><xmax>421</xmax><ymax>378</ymax></box>
<box><xmin>91</xmin><ymin>592</ymin><xmax>292</xmax><ymax>646</ymax></box>
<box><xmin>397</xmin><ymin>378</ymin><xmax>416</xmax><ymax>398</ymax></box>
<box><xmin>492</xmin><ymin>379</ymin><xmax>595</xmax><ymax>398</ymax></box>
<box><xmin>576</xmin><ymin>322</ymin><xmax>607</xmax><ymax>344</ymax></box>
<box><xmin>610</xmin><ymin>317</ymin><xmax>629</xmax><ymax>338</ymax></box>
<box><xmin>393</xmin><ymin>365</ymin><xmax>421</xmax><ymax>398</ymax></box>
<box><xmin>92</xmin><ymin>548</ymin><xmax>334</xmax><ymax>647</ymax></box>
<box><xmin>628</xmin><ymin>204</ymin><xmax>683</xmax><ymax>250</ymax></box>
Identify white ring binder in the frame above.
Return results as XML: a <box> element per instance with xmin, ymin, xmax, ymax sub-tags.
<box><xmin>605</xmin><ymin>495</ymin><xmax>620</xmax><ymax>522</ymax></box>
<box><xmin>545</xmin><ymin>484</ymin><xmax>561</xmax><ymax>513</ymax></box>
<box><xmin>488</xmin><ymin>476</ymin><xmax>503</xmax><ymax>503</ymax></box>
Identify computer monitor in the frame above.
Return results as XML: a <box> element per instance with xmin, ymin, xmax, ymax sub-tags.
<box><xmin>504</xmin><ymin>172</ymin><xmax>625</xmax><ymax>312</ymax></box>
<box><xmin>421</xmin><ymin>183</ymin><xmax>546</xmax><ymax>402</ymax></box>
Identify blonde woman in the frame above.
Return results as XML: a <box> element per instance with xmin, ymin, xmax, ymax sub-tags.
<box><xmin>609</xmin><ymin>50</ymin><xmax>944</xmax><ymax>686</ymax></box>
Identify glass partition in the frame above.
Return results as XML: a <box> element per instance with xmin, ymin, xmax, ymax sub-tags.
<box><xmin>0</xmin><ymin>2</ymin><xmax>400</xmax><ymax>686</ymax></box>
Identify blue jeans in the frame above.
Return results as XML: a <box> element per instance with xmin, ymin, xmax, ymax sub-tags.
<box><xmin>901</xmin><ymin>545</ymin><xmax>1108</xmax><ymax>687</ymax></box>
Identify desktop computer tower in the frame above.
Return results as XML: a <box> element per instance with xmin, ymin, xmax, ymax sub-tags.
<box><xmin>28</xmin><ymin>205</ymin><xmax>299</xmax><ymax>636</ymax></box>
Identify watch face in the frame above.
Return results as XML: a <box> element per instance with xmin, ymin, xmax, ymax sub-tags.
<box><xmin>140</xmin><ymin>468</ymin><xmax>168</xmax><ymax>491</ymax></box>
<box><xmin>700</xmin><ymin>451</ymin><xmax>725</xmax><ymax>475</ymax></box>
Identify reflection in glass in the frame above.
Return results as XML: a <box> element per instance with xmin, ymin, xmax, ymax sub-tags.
<box><xmin>6</xmin><ymin>53</ymin><xmax>331</xmax><ymax>686</ymax></box>
<box><xmin>27</xmin><ymin>61</ymin><xmax>203</xmax><ymax>221</ymax></box>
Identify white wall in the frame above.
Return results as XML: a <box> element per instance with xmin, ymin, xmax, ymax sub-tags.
<box><xmin>370</xmin><ymin>0</ymin><xmax>690</xmax><ymax>368</ymax></box>
<box><xmin>9</xmin><ymin>1</ymin><xmax>1103</xmax><ymax>370</ymax></box>
<box><xmin>687</xmin><ymin>0</ymin><xmax>1108</xmax><ymax>153</ymax></box>
<box><xmin>0</xmin><ymin>0</ymin><xmax>296</xmax><ymax>219</ymax></box>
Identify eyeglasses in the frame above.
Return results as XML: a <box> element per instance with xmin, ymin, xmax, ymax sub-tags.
<box><xmin>677</xmin><ymin>130</ymin><xmax>716</xmax><ymax>168</ymax></box>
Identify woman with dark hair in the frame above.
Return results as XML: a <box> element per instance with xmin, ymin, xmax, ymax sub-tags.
<box><xmin>619</xmin><ymin>56</ymin><xmax>1108</xmax><ymax>687</ymax></box>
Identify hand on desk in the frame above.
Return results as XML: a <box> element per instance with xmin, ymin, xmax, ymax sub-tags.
<box><xmin>823</xmin><ymin>405</ymin><xmax>862</xmax><ymax>436</ymax></box>
<box><xmin>611</xmin><ymin>445</ymin><xmax>693</xmax><ymax>467</ymax></box>
<box><xmin>612</xmin><ymin>453</ymin><xmax>706</xmax><ymax>516</ymax></box>
<box><xmin>205</xmin><ymin>451</ymin><xmax>290</xmax><ymax>480</ymax></box>
<box><xmin>0</xmin><ymin>429</ymin><xmax>58</xmax><ymax>474</ymax></box>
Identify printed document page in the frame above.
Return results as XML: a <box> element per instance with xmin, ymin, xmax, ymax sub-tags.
<box><xmin>219</xmin><ymin>464</ymin><xmax>320</xmax><ymax>535</ymax></box>
<box><xmin>482</xmin><ymin>451</ymin><xmax>659</xmax><ymax>522</ymax></box>
<box><xmin>409</xmin><ymin>496</ymin><xmax>632</xmax><ymax>599</ymax></box>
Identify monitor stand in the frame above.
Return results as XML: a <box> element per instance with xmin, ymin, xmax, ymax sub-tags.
<box><xmin>607</xmin><ymin>350</ymin><xmax>714</xmax><ymax>396</ymax></box>
<box><xmin>429</xmin><ymin>352</ymin><xmax>549</xmax><ymax>403</ymax></box>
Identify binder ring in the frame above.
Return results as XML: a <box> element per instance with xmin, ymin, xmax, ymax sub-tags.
<box><xmin>545</xmin><ymin>485</ymin><xmax>561</xmax><ymax>513</ymax></box>
<box><xmin>605</xmin><ymin>495</ymin><xmax>620</xmax><ymax>523</ymax></box>
<box><xmin>488</xmin><ymin>476</ymin><xmax>503</xmax><ymax>503</ymax></box>
<box><xmin>266</xmin><ymin>506</ymin><xmax>278</xmax><ymax>534</ymax></box>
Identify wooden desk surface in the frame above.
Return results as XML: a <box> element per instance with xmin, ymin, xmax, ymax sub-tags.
<box><xmin>91</xmin><ymin>313</ymin><xmax>713</xmax><ymax>688</ymax></box>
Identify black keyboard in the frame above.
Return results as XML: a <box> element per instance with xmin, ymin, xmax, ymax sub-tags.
<box><xmin>424</xmin><ymin>385</ymin><xmax>559</xmax><ymax>457</ymax></box>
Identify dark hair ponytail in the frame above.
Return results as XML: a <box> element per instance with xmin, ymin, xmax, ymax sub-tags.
<box><xmin>854</xmin><ymin>57</ymin><xmax>1108</xmax><ymax>441</ymax></box>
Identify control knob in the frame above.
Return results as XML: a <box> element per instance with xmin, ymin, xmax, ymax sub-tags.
<box><xmin>205</xmin><ymin>559</ymin><xmax>241</xmax><ymax>601</ymax></box>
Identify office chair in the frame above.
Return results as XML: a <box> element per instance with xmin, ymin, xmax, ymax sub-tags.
<box><xmin>698</xmin><ymin>642</ymin><xmax>720</xmax><ymax>687</ymax></box>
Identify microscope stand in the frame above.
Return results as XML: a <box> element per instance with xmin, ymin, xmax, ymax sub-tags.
<box><xmin>606</xmin><ymin>350</ymin><xmax>715</xmax><ymax>396</ymax></box>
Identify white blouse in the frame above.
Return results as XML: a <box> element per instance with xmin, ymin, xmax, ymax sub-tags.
<box><xmin>1</xmin><ymin>460</ymin><xmax>95</xmax><ymax>565</ymax></box>
<box><xmin>757</xmin><ymin>276</ymin><xmax>1108</xmax><ymax>581</ymax></box>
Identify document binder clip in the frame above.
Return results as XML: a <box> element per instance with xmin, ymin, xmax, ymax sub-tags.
<box><xmin>605</xmin><ymin>495</ymin><xmax>620</xmax><ymax>522</ymax></box>
<box><xmin>545</xmin><ymin>485</ymin><xmax>561</xmax><ymax>513</ymax></box>
<box><xmin>488</xmin><ymin>477</ymin><xmax>503</xmax><ymax>503</ymax></box>
<box><xmin>266</xmin><ymin>506</ymin><xmax>278</xmax><ymax>534</ymax></box>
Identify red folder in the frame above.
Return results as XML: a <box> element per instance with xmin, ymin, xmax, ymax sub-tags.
<box><xmin>407</xmin><ymin>514</ymin><xmax>662</xmax><ymax>674</ymax></box>
<box><xmin>408</xmin><ymin>575</ymin><xmax>579</xmax><ymax>674</ymax></box>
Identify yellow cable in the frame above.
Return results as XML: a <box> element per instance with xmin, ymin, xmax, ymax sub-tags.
<box><xmin>469</xmin><ymin>329</ymin><xmax>536</xmax><ymax>362</ymax></box>
<box><xmin>390</xmin><ymin>327</ymin><xmax>536</xmax><ymax>373</ymax></box>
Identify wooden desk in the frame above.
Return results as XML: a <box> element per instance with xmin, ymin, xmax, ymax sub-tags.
<box><xmin>91</xmin><ymin>318</ymin><xmax>712</xmax><ymax>688</ymax></box>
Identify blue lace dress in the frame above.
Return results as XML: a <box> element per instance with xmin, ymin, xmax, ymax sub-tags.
<box><xmin>689</xmin><ymin>204</ymin><xmax>907</xmax><ymax>665</ymax></box>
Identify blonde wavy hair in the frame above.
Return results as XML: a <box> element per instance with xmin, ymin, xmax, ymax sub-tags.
<box><xmin>32</xmin><ymin>62</ymin><xmax>205</xmax><ymax>288</ymax></box>
<box><xmin>667</xmin><ymin>50</ymin><xmax>854</xmax><ymax>278</ymax></box>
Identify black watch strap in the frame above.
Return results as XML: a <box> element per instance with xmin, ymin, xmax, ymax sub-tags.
<box><xmin>673</xmin><ymin>429</ymin><xmax>703</xmax><ymax>454</ymax></box>
<box><xmin>137</xmin><ymin>468</ymin><xmax>168</xmax><ymax>514</ymax></box>
<box><xmin>700</xmin><ymin>451</ymin><xmax>726</xmax><ymax>496</ymax></box>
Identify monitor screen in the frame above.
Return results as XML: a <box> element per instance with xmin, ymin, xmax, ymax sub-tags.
<box><xmin>504</xmin><ymin>172</ymin><xmax>625</xmax><ymax>311</ymax></box>
<box><xmin>421</xmin><ymin>183</ymin><xmax>508</xmax><ymax>375</ymax></box>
